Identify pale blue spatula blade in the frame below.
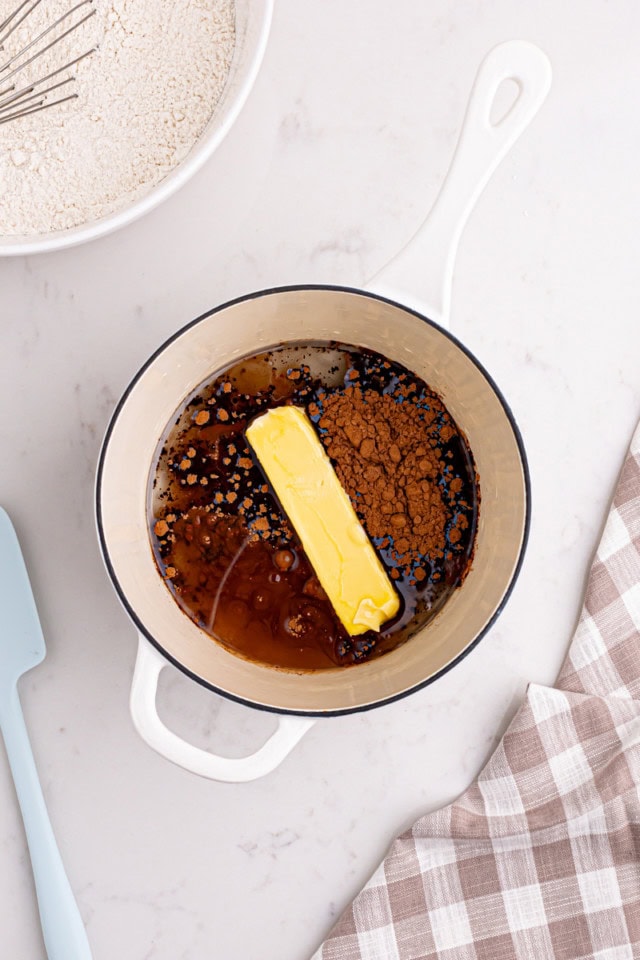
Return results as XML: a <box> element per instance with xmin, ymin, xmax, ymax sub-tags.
<box><xmin>0</xmin><ymin>506</ymin><xmax>93</xmax><ymax>959</ymax></box>
<box><xmin>0</xmin><ymin>505</ymin><xmax>45</xmax><ymax>683</ymax></box>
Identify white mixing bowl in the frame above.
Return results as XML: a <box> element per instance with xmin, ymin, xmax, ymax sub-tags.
<box><xmin>0</xmin><ymin>0</ymin><xmax>273</xmax><ymax>257</ymax></box>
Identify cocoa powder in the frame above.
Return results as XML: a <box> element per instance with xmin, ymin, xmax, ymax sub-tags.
<box><xmin>318</xmin><ymin>383</ymin><xmax>469</xmax><ymax>576</ymax></box>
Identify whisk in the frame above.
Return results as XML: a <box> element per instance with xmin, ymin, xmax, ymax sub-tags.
<box><xmin>0</xmin><ymin>0</ymin><xmax>96</xmax><ymax>125</ymax></box>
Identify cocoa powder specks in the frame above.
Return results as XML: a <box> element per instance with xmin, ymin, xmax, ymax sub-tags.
<box><xmin>318</xmin><ymin>384</ymin><xmax>469</xmax><ymax>574</ymax></box>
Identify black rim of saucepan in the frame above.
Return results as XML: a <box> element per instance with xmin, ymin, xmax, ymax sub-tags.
<box><xmin>95</xmin><ymin>284</ymin><xmax>532</xmax><ymax>718</ymax></box>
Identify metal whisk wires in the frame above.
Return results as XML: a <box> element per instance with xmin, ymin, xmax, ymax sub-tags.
<box><xmin>0</xmin><ymin>0</ymin><xmax>96</xmax><ymax>124</ymax></box>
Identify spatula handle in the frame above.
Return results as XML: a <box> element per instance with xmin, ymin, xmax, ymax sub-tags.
<box><xmin>0</xmin><ymin>682</ymin><xmax>92</xmax><ymax>960</ymax></box>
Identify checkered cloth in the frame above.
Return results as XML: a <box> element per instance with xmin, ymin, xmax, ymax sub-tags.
<box><xmin>312</xmin><ymin>421</ymin><xmax>640</xmax><ymax>960</ymax></box>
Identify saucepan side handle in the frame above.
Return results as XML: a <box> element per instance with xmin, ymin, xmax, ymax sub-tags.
<box><xmin>368</xmin><ymin>40</ymin><xmax>552</xmax><ymax>327</ymax></box>
<box><xmin>130</xmin><ymin>634</ymin><xmax>316</xmax><ymax>782</ymax></box>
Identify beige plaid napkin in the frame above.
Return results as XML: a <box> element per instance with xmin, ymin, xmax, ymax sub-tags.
<box><xmin>312</xmin><ymin>421</ymin><xmax>640</xmax><ymax>960</ymax></box>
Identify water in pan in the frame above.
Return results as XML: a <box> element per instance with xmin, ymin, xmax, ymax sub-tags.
<box><xmin>148</xmin><ymin>342</ymin><xmax>479</xmax><ymax>671</ymax></box>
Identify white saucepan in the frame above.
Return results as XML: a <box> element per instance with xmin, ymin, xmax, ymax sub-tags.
<box><xmin>97</xmin><ymin>41</ymin><xmax>551</xmax><ymax>781</ymax></box>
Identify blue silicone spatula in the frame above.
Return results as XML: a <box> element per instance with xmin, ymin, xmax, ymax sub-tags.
<box><xmin>0</xmin><ymin>506</ymin><xmax>92</xmax><ymax>959</ymax></box>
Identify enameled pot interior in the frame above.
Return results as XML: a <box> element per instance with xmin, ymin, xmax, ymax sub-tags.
<box><xmin>97</xmin><ymin>286</ymin><xmax>529</xmax><ymax>714</ymax></box>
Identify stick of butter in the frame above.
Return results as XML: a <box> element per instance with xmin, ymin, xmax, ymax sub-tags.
<box><xmin>246</xmin><ymin>405</ymin><xmax>399</xmax><ymax>635</ymax></box>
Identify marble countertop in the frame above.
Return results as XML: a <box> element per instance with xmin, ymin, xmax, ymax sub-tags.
<box><xmin>2</xmin><ymin>2</ymin><xmax>640</xmax><ymax>957</ymax></box>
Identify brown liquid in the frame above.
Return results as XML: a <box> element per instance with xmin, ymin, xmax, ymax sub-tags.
<box><xmin>148</xmin><ymin>343</ymin><xmax>479</xmax><ymax>670</ymax></box>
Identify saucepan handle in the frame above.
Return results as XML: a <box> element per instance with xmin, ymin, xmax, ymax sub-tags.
<box><xmin>130</xmin><ymin>635</ymin><xmax>316</xmax><ymax>782</ymax></box>
<box><xmin>368</xmin><ymin>40</ymin><xmax>552</xmax><ymax>327</ymax></box>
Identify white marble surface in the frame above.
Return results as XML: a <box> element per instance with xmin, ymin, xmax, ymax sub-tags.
<box><xmin>1</xmin><ymin>2</ymin><xmax>640</xmax><ymax>957</ymax></box>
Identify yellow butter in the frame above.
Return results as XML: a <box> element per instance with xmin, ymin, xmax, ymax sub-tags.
<box><xmin>246</xmin><ymin>406</ymin><xmax>399</xmax><ymax>635</ymax></box>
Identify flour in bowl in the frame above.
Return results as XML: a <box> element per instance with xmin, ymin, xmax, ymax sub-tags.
<box><xmin>0</xmin><ymin>0</ymin><xmax>235</xmax><ymax>236</ymax></box>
